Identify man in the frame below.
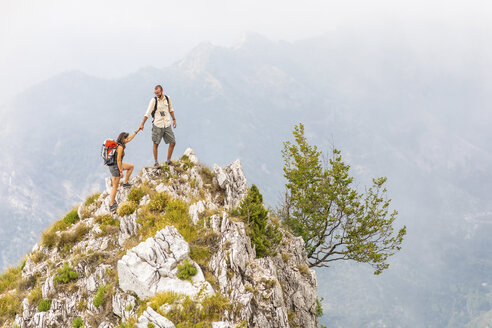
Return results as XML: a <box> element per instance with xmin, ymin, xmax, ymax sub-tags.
<box><xmin>139</xmin><ymin>85</ymin><xmax>177</xmax><ymax>167</ymax></box>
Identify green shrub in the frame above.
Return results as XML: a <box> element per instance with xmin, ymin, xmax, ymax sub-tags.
<box><xmin>38</xmin><ymin>299</ymin><xmax>51</xmax><ymax>311</ymax></box>
<box><xmin>177</xmin><ymin>260</ymin><xmax>198</xmax><ymax>281</ymax></box>
<box><xmin>117</xmin><ymin>201</ymin><xmax>138</xmax><ymax>216</ymax></box>
<box><xmin>72</xmin><ymin>317</ymin><xmax>84</xmax><ymax>328</ymax></box>
<box><xmin>148</xmin><ymin>324</ymin><xmax>155</xmax><ymax>328</ymax></box>
<box><xmin>316</xmin><ymin>297</ymin><xmax>324</xmax><ymax>317</ymax></box>
<box><xmin>85</xmin><ymin>192</ymin><xmax>101</xmax><ymax>206</ymax></box>
<box><xmin>93</xmin><ymin>284</ymin><xmax>111</xmax><ymax>308</ymax></box>
<box><xmin>63</xmin><ymin>209</ymin><xmax>79</xmax><ymax>225</ymax></box>
<box><xmin>94</xmin><ymin>214</ymin><xmax>120</xmax><ymax>234</ymax></box>
<box><xmin>148</xmin><ymin>193</ymin><xmax>169</xmax><ymax>213</ymax></box>
<box><xmin>180</xmin><ymin>154</ymin><xmax>194</xmax><ymax>170</ymax></box>
<box><xmin>235</xmin><ymin>185</ymin><xmax>282</xmax><ymax>258</ymax></box>
<box><xmin>199</xmin><ymin>166</ymin><xmax>214</xmax><ymax>185</ymax></box>
<box><xmin>58</xmin><ymin>223</ymin><xmax>90</xmax><ymax>250</ymax></box>
<box><xmin>54</xmin><ymin>263</ymin><xmax>78</xmax><ymax>284</ymax></box>
<box><xmin>128</xmin><ymin>187</ymin><xmax>145</xmax><ymax>203</ymax></box>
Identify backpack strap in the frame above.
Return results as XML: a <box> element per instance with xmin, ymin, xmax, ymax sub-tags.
<box><xmin>151</xmin><ymin>95</ymin><xmax>170</xmax><ymax>123</ymax></box>
<box><xmin>151</xmin><ymin>96</ymin><xmax>158</xmax><ymax>123</ymax></box>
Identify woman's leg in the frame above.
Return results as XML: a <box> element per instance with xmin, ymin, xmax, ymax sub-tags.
<box><xmin>121</xmin><ymin>162</ymin><xmax>134</xmax><ymax>184</ymax></box>
<box><xmin>109</xmin><ymin>176</ymin><xmax>120</xmax><ymax>206</ymax></box>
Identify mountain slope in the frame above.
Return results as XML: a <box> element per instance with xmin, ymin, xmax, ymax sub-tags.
<box><xmin>0</xmin><ymin>149</ymin><xmax>318</xmax><ymax>328</ymax></box>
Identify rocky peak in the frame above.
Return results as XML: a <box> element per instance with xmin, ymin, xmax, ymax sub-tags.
<box><xmin>1</xmin><ymin>148</ymin><xmax>318</xmax><ymax>328</ymax></box>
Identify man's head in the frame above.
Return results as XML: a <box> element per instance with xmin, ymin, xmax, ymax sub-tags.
<box><xmin>154</xmin><ymin>85</ymin><xmax>163</xmax><ymax>98</ymax></box>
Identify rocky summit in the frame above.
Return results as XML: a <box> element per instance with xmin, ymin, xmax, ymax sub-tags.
<box><xmin>0</xmin><ymin>148</ymin><xmax>319</xmax><ymax>328</ymax></box>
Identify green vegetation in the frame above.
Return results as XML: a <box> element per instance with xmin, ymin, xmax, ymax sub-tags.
<box><xmin>280</xmin><ymin>123</ymin><xmax>406</xmax><ymax>274</ymax></box>
<box><xmin>316</xmin><ymin>297</ymin><xmax>324</xmax><ymax>317</ymax></box>
<box><xmin>63</xmin><ymin>209</ymin><xmax>79</xmax><ymax>225</ymax></box>
<box><xmin>137</xmin><ymin>197</ymin><xmax>196</xmax><ymax>242</ymax></box>
<box><xmin>94</xmin><ymin>214</ymin><xmax>120</xmax><ymax>235</ymax></box>
<box><xmin>199</xmin><ymin>166</ymin><xmax>214</xmax><ymax>185</ymax></box>
<box><xmin>147</xmin><ymin>292</ymin><xmax>233</xmax><ymax>328</ymax></box>
<box><xmin>128</xmin><ymin>187</ymin><xmax>145</xmax><ymax>203</ymax></box>
<box><xmin>177</xmin><ymin>260</ymin><xmax>198</xmax><ymax>281</ymax></box>
<box><xmin>72</xmin><ymin>317</ymin><xmax>84</xmax><ymax>328</ymax></box>
<box><xmin>0</xmin><ymin>266</ymin><xmax>21</xmax><ymax>294</ymax></box>
<box><xmin>38</xmin><ymin>299</ymin><xmax>51</xmax><ymax>312</ymax></box>
<box><xmin>41</xmin><ymin>209</ymin><xmax>84</xmax><ymax>248</ymax></box>
<box><xmin>148</xmin><ymin>323</ymin><xmax>155</xmax><ymax>328</ymax></box>
<box><xmin>0</xmin><ymin>292</ymin><xmax>22</xmax><ymax>322</ymax></box>
<box><xmin>28</xmin><ymin>284</ymin><xmax>42</xmax><ymax>305</ymax></box>
<box><xmin>236</xmin><ymin>185</ymin><xmax>282</xmax><ymax>258</ymax></box>
<box><xmin>180</xmin><ymin>154</ymin><xmax>195</xmax><ymax>170</ymax></box>
<box><xmin>148</xmin><ymin>192</ymin><xmax>169</xmax><ymax>213</ymax></box>
<box><xmin>117</xmin><ymin>201</ymin><xmax>138</xmax><ymax>216</ymax></box>
<box><xmin>54</xmin><ymin>263</ymin><xmax>78</xmax><ymax>284</ymax></box>
<box><xmin>85</xmin><ymin>192</ymin><xmax>101</xmax><ymax>206</ymax></box>
<box><xmin>58</xmin><ymin>223</ymin><xmax>90</xmax><ymax>251</ymax></box>
<box><xmin>93</xmin><ymin>284</ymin><xmax>112</xmax><ymax>308</ymax></box>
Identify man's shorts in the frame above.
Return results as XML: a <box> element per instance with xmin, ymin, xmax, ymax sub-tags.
<box><xmin>108</xmin><ymin>164</ymin><xmax>120</xmax><ymax>177</ymax></box>
<box><xmin>152</xmin><ymin>125</ymin><xmax>176</xmax><ymax>145</ymax></box>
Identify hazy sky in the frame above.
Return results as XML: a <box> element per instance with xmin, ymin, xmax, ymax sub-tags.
<box><xmin>0</xmin><ymin>0</ymin><xmax>490</xmax><ymax>103</ymax></box>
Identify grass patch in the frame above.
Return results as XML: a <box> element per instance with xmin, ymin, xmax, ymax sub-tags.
<box><xmin>161</xmin><ymin>293</ymin><xmax>233</xmax><ymax>328</ymax></box>
<box><xmin>117</xmin><ymin>201</ymin><xmax>138</xmax><ymax>216</ymax></box>
<box><xmin>177</xmin><ymin>260</ymin><xmax>197</xmax><ymax>281</ymax></box>
<box><xmin>148</xmin><ymin>192</ymin><xmax>169</xmax><ymax>213</ymax></box>
<box><xmin>72</xmin><ymin>317</ymin><xmax>84</xmax><ymax>328</ymax></box>
<box><xmin>0</xmin><ymin>266</ymin><xmax>21</xmax><ymax>294</ymax></box>
<box><xmin>54</xmin><ymin>263</ymin><xmax>79</xmax><ymax>284</ymax></box>
<box><xmin>85</xmin><ymin>192</ymin><xmax>101</xmax><ymax>206</ymax></box>
<box><xmin>93</xmin><ymin>284</ymin><xmax>112</xmax><ymax>308</ymax></box>
<box><xmin>199</xmin><ymin>166</ymin><xmax>214</xmax><ymax>185</ymax></box>
<box><xmin>296</xmin><ymin>264</ymin><xmax>310</xmax><ymax>277</ymax></box>
<box><xmin>0</xmin><ymin>292</ymin><xmax>22</xmax><ymax>323</ymax></box>
<box><xmin>27</xmin><ymin>284</ymin><xmax>42</xmax><ymax>305</ymax></box>
<box><xmin>63</xmin><ymin>209</ymin><xmax>79</xmax><ymax>225</ymax></box>
<box><xmin>128</xmin><ymin>187</ymin><xmax>145</xmax><ymax>203</ymax></box>
<box><xmin>58</xmin><ymin>223</ymin><xmax>90</xmax><ymax>250</ymax></box>
<box><xmin>180</xmin><ymin>155</ymin><xmax>195</xmax><ymax>170</ymax></box>
<box><xmin>94</xmin><ymin>214</ymin><xmax>120</xmax><ymax>235</ymax></box>
<box><xmin>41</xmin><ymin>208</ymin><xmax>81</xmax><ymax>248</ymax></box>
<box><xmin>38</xmin><ymin>299</ymin><xmax>51</xmax><ymax>312</ymax></box>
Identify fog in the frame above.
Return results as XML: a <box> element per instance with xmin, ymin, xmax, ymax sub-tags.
<box><xmin>1</xmin><ymin>0</ymin><xmax>491</xmax><ymax>103</ymax></box>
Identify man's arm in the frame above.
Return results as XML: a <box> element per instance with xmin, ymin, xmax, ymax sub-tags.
<box><xmin>170</xmin><ymin>111</ymin><xmax>177</xmax><ymax>128</ymax></box>
<box><xmin>168</xmin><ymin>97</ymin><xmax>176</xmax><ymax>128</ymax></box>
<box><xmin>140</xmin><ymin>98</ymin><xmax>155</xmax><ymax>130</ymax></box>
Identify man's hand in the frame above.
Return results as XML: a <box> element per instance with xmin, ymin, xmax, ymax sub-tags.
<box><xmin>173</xmin><ymin>120</ymin><xmax>177</xmax><ymax>129</ymax></box>
<box><xmin>139</xmin><ymin>124</ymin><xmax>144</xmax><ymax>131</ymax></box>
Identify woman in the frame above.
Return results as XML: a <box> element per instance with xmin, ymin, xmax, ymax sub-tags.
<box><xmin>109</xmin><ymin>129</ymin><xmax>140</xmax><ymax>212</ymax></box>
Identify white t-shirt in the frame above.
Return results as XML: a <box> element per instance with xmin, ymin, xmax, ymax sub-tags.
<box><xmin>144</xmin><ymin>96</ymin><xmax>174</xmax><ymax>128</ymax></box>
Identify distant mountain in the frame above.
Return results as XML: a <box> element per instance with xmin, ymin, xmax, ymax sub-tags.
<box><xmin>1</xmin><ymin>30</ymin><xmax>491</xmax><ymax>326</ymax></box>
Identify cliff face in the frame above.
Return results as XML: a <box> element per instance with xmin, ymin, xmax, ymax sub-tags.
<box><xmin>1</xmin><ymin>149</ymin><xmax>318</xmax><ymax>328</ymax></box>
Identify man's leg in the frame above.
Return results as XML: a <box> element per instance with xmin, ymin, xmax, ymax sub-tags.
<box><xmin>153</xmin><ymin>143</ymin><xmax>159</xmax><ymax>164</ymax></box>
<box><xmin>167</xmin><ymin>142</ymin><xmax>176</xmax><ymax>162</ymax></box>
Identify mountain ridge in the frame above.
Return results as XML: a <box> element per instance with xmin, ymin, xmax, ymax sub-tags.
<box><xmin>1</xmin><ymin>148</ymin><xmax>319</xmax><ymax>328</ymax></box>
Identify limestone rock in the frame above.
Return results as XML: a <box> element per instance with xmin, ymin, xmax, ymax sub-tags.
<box><xmin>117</xmin><ymin>226</ymin><xmax>214</xmax><ymax>299</ymax></box>
<box><xmin>213</xmin><ymin>159</ymin><xmax>248</xmax><ymax>209</ymax></box>
<box><xmin>137</xmin><ymin>306</ymin><xmax>176</xmax><ymax>328</ymax></box>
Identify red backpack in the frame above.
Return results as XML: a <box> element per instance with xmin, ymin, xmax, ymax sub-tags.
<box><xmin>101</xmin><ymin>139</ymin><xmax>118</xmax><ymax>166</ymax></box>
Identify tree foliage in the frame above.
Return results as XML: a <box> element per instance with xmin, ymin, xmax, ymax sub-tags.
<box><xmin>237</xmin><ymin>185</ymin><xmax>282</xmax><ymax>258</ymax></box>
<box><xmin>280</xmin><ymin>123</ymin><xmax>406</xmax><ymax>274</ymax></box>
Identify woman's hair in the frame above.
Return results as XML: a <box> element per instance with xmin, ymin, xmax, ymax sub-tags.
<box><xmin>116</xmin><ymin>132</ymin><xmax>129</xmax><ymax>148</ymax></box>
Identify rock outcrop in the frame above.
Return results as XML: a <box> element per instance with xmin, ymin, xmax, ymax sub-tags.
<box><xmin>1</xmin><ymin>148</ymin><xmax>319</xmax><ymax>328</ymax></box>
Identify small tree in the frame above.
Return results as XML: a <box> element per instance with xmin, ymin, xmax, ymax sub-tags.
<box><xmin>280</xmin><ymin>123</ymin><xmax>406</xmax><ymax>274</ymax></box>
<box><xmin>237</xmin><ymin>185</ymin><xmax>282</xmax><ymax>258</ymax></box>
